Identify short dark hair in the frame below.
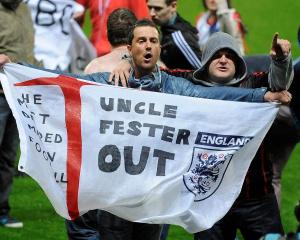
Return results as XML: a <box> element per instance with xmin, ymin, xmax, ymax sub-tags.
<box><xmin>127</xmin><ymin>19</ymin><xmax>161</xmax><ymax>45</ymax></box>
<box><xmin>202</xmin><ymin>0</ymin><xmax>231</xmax><ymax>9</ymax></box>
<box><xmin>1</xmin><ymin>0</ymin><xmax>22</xmax><ymax>10</ymax></box>
<box><xmin>165</xmin><ymin>0</ymin><xmax>176</xmax><ymax>5</ymax></box>
<box><xmin>107</xmin><ymin>8</ymin><xmax>137</xmax><ymax>47</ymax></box>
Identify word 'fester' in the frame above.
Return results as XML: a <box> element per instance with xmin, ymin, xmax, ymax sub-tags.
<box><xmin>98</xmin><ymin>145</ymin><xmax>174</xmax><ymax>176</ymax></box>
<box><xmin>100</xmin><ymin>120</ymin><xmax>190</xmax><ymax>145</ymax></box>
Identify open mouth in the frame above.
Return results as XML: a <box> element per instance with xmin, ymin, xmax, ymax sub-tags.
<box><xmin>144</xmin><ymin>53</ymin><xmax>153</xmax><ymax>62</ymax></box>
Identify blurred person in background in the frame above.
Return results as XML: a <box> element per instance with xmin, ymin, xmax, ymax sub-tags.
<box><xmin>75</xmin><ymin>0</ymin><xmax>149</xmax><ymax>57</ymax></box>
<box><xmin>0</xmin><ymin>0</ymin><xmax>39</xmax><ymax>228</ymax></box>
<box><xmin>84</xmin><ymin>8</ymin><xmax>137</xmax><ymax>74</ymax></box>
<box><xmin>25</xmin><ymin>0</ymin><xmax>96</xmax><ymax>73</ymax></box>
<box><xmin>196</xmin><ymin>0</ymin><xmax>247</xmax><ymax>55</ymax></box>
<box><xmin>147</xmin><ymin>0</ymin><xmax>202</xmax><ymax>70</ymax></box>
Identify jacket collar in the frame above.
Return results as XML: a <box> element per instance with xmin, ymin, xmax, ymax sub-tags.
<box><xmin>128</xmin><ymin>65</ymin><xmax>162</xmax><ymax>92</ymax></box>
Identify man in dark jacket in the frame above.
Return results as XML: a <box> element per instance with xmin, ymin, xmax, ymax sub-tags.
<box><xmin>193</xmin><ymin>32</ymin><xmax>293</xmax><ymax>240</ymax></box>
<box><xmin>147</xmin><ymin>0</ymin><xmax>202</xmax><ymax>70</ymax></box>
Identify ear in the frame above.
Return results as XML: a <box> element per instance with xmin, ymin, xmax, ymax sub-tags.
<box><xmin>127</xmin><ymin>45</ymin><xmax>132</xmax><ymax>54</ymax></box>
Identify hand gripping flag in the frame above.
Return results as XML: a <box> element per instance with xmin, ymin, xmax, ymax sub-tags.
<box><xmin>0</xmin><ymin>64</ymin><xmax>278</xmax><ymax>233</ymax></box>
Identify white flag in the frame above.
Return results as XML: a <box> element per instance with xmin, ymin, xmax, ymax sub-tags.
<box><xmin>0</xmin><ymin>64</ymin><xmax>278</xmax><ymax>233</ymax></box>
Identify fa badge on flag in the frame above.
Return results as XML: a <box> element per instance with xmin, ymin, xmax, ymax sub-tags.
<box><xmin>183</xmin><ymin>147</ymin><xmax>234</xmax><ymax>201</ymax></box>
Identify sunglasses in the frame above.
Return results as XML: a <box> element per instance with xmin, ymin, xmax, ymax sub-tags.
<box><xmin>211</xmin><ymin>51</ymin><xmax>237</xmax><ymax>61</ymax></box>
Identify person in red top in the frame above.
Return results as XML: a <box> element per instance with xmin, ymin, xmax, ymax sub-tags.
<box><xmin>76</xmin><ymin>0</ymin><xmax>150</xmax><ymax>56</ymax></box>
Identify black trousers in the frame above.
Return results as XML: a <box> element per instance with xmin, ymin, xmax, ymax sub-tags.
<box><xmin>66</xmin><ymin>209</ymin><xmax>162</xmax><ymax>240</ymax></box>
<box><xmin>194</xmin><ymin>194</ymin><xmax>284</xmax><ymax>240</ymax></box>
<box><xmin>0</xmin><ymin>95</ymin><xmax>20</xmax><ymax>216</ymax></box>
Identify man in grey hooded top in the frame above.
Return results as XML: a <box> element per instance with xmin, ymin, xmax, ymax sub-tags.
<box><xmin>192</xmin><ymin>31</ymin><xmax>293</xmax><ymax>89</ymax></box>
<box><xmin>193</xmin><ymin>32</ymin><xmax>293</xmax><ymax>240</ymax></box>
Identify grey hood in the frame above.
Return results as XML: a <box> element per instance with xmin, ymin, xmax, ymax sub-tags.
<box><xmin>193</xmin><ymin>32</ymin><xmax>247</xmax><ymax>86</ymax></box>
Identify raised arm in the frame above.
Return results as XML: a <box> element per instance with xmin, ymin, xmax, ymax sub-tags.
<box><xmin>165</xmin><ymin>73</ymin><xmax>291</xmax><ymax>104</ymax></box>
<box><xmin>268</xmin><ymin>33</ymin><xmax>294</xmax><ymax>90</ymax></box>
